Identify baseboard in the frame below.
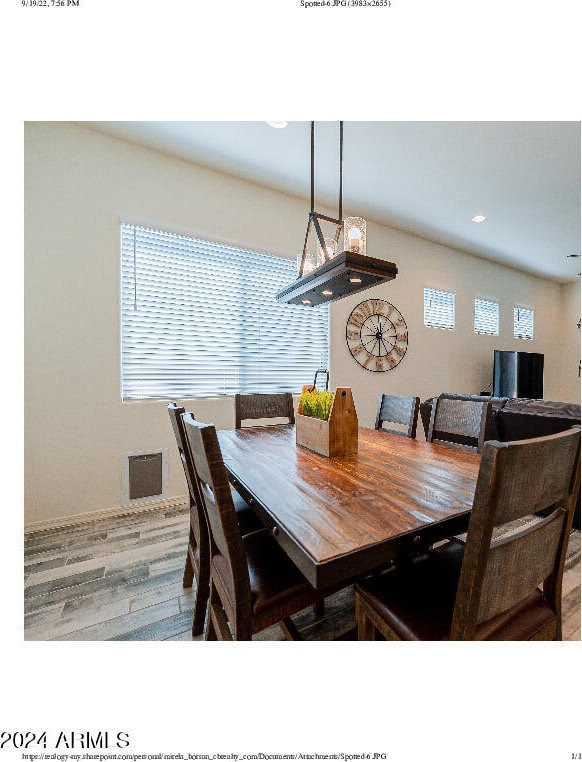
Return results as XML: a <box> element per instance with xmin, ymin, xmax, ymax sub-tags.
<box><xmin>24</xmin><ymin>495</ymin><xmax>189</xmax><ymax>536</ymax></box>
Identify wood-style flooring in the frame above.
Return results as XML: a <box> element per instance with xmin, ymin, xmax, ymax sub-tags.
<box><xmin>23</xmin><ymin>503</ymin><xmax>581</xmax><ymax>641</ymax></box>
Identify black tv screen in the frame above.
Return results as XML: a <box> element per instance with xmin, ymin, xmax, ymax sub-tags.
<box><xmin>493</xmin><ymin>350</ymin><xmax>544</xmax><ymax>398</ymax></box>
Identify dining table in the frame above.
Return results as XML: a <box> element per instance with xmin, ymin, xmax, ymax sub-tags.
<box><xmin>217</xmin><ymin>424</ymin><xmax>481</xmax><ymax>590</ymax></box>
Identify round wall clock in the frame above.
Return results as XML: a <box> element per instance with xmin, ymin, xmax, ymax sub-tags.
<box><xmin>346</xmin><ymin>299</ymin><xmax>408</xmax><ymax>372</ymax></box>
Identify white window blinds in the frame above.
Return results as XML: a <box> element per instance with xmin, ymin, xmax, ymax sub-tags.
<box><xmin>474</xmin><ymin>298</ymin><xmax>499</xmax><ymax>335</ymax></box>
<box><xmin>121</xmin><ymin>224</ymin><xmax>329</xmax><ymax>400</ymax></box>
<box><xmin>514</xmin><ymin>306</ymin><xmax>534</xmax><ymax>339</ymax></box>
<box><xmin>424</xmin><ymin>288</ymin><xmax>455</xmax><ymax>329</ymax></box>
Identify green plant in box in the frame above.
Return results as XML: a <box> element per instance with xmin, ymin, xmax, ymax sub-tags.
<box><xmin>300</xmin><ymin>390</ymin><xmax>335</xmax><ymax>421</ymax></box>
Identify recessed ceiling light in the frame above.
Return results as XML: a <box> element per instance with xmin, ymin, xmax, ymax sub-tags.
<box><xmin>349</xmin><ymin>277</ymin><xmax>362</xmax><ymax>284</ymax></box>
<box><xmin>301</xmin><ymin>299</ymin><xmax>312</xmax><ymax>305</ymax></box>
<box><xmin>266</xmin><ymin>121</ymin><xmax>289</xmax><ymax>129</ymax></box>
<box><xmin>322</xmin><ymin>290</ymin><xmax>333</xmax><ymax>296</ymax></box>
<box><xmin>472</xmin><ymin>214</ymin><xmax>487</xmax><ymax>223</ymax></box>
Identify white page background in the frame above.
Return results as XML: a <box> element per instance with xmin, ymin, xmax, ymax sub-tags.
<box><xmin>2</xmin><ymin>1</ymin><xmax>580</xmax><ymax>760</ymax></box>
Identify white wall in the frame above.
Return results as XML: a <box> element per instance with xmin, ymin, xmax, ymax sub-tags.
<box><xmin>24</xmin><ymin>122</ymin><xmax>580</xmax><ymax>526</ymax></box>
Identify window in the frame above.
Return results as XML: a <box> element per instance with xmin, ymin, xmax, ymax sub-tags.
<box><xmin>424</xmin><ymin>288</ymin><xmax>455</xmax><ymax>330</ymax></box>
<box><xmin>474</xmin><ymin>298</ymin><xmax>499</xmax><ymax>335</ymax></box>
<box><xmin>514</xmin><ymin>306</ymin><xmax>534</xmax><ymax>340</ymax></box>
<box><xmin>120</xmin><ymin>224</ymin><xmax>329</xmax><ymax>400</ymax></box>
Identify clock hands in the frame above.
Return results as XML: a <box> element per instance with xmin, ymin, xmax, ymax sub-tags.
<box><xmin>361</xmin><ymin>314</ymin><xmax>397</xmax><ymax>356</ymax></box>
<box><xmin>379</xmin><ymin>333</ymin><xmax>396</xmax><ymax>356</ymax></box>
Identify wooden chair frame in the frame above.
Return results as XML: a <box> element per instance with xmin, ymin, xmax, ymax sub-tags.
<box><xmin>427</xmin><ymin>393</ymin><xmax>493</xmax><ymax>453</ymax></box>
<box><xmin>374</xmin><ymin>394</ymin><xmax>420</xmax><ymax>438</ymax></box>
<box><xmin>181</xmin><ymin>414</ymin><xmax>326</xmax><ymax>640</ymax></box>
<box><xmin>234</xmin><ymin>392</ymin><xmax>295</xmax><ymax>429</ymax></box>
<box><xmin>356</xmin><ymin>427</ymin><xmax>581</xmax><ymax>641</ymax></box>
<box><xmin>235</xmin><ymin>390</ymin><xmax>327</xmax><ymax>617</ymax></box>
<box><xmin>167</xmin><ymin>403</ymin><xmax>211</xmax><ymax>636</ymax></box>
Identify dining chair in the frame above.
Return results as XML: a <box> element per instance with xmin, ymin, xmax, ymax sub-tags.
<box><xmin>234</xmin><ymin>390</ymin><xmax>329</xmax><ymax>616</ymax></box>
<box><xmin>374</xmin><ymin>394</ymin><xmax>420</xmax><ymax>438</ymax></box>
<box><xmin>167</xmin><ymin>403</ymin><xmax>261</xmax><ymax>635</ymax></box>
<box><xmin>234</xmin><ymin>392</ymin><xmax>295</xmax><ymax>429</ymax></box>
<box><xmin>355</xmin><ymin>427</ymin><xmax>581</xmax><ymax>641</ymax></box>
<box><xmin>427</xmin><ymin>393</ymin><xmax>493</xmax><ymax>452</ymax></box>
<box><xmin>181</xmin><ymin>413</ymin><xmax>332</xmax><ymax>640</ymax></box>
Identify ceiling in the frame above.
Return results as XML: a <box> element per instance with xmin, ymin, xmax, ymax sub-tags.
<box><xmin>88</xmin><ymin>121</ymin><xmax>581</xmax><ymax>283</ymax></box>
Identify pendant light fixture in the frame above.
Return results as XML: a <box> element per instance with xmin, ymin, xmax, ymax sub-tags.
<box><xmin>276</xmin><ymin>121</ymin><xmax>397</xmax><ymax>307</ymax></box>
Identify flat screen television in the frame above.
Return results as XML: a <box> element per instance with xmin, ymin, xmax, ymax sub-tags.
<box><xmin>493</xmin><ymin>350</ymin><xmax>544</xmax><ymax>398</ymax></box>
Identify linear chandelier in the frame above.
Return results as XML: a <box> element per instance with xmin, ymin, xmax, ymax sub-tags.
<box><xmin>276</xmin><ymin>122</ymin><xmax>397</xmax><ymax>307</ymax></box>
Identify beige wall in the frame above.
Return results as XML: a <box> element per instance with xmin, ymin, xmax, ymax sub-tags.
<box><xmin>330</xmin><ymin>226</ymin><xmax>580</xmax><ymax>428</ymax></box>
<box><xmin>559</xmin><ymin>280</ymin><xmax>582</xmax><ymax>403</ymax></box>
<box><xmin>24</xmin><ymin>122</ymin><xmax>580</xmax><ymax>526</ymax></box>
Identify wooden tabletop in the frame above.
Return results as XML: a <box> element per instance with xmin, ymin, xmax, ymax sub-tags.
<box><xmin>217</xmin><ymin>425</ymin><xmax>481</xmax><ymax>589</ymax></box>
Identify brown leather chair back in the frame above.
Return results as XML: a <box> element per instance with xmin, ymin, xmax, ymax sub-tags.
<box><xmin>234</xmin><ymin>392</ymin><xmax>295</xmax><ymax>429</ymax></box>
<box><xmin>451</xmin><ymin>427</ymin><xmax>581</xmax><ymax>639</ymax></box>
<box><xmin>375</xmin><ymin>394</ymin><xmax>420</xmax><ymax>438</ymax></box>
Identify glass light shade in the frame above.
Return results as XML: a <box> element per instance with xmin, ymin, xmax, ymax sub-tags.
<box><xmin>343</xmin><ymin>217</ymin><xmax>366</xmax><ymax>256</ymax></box>
<box><xmin>317</xmin><ymin>237</ymin><xmax>338</xmax><ymax>263</ymax></box>
<box><xmin>298</xmin><ymin>248</ymin><xmax>324</xmax><ymax>276</ymax></box>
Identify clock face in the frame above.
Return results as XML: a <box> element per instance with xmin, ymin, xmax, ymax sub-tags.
<box><xmin>346</xmin><ymin>299</ymin><xmax>408</xmax><ymax>372</ymax></box>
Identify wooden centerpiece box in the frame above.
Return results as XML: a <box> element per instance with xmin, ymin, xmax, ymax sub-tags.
<box><xmin>296</xmin><ymin>386</ymin><xmax>358</xmax><ymax>457</ymax></box>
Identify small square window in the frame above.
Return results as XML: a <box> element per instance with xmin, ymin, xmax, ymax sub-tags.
<box><xmin>474</xmin><ymin>299</ymin><xmax>499</xmax><ymax>335</ymax></box>
<box><xmin>514</xmin><ymin>306</ymin><xmax>534</xmax><ymax>339</ymax></box>
<box><xmin>424</xmin><ymin>288</ymin><xmax>455</xmax><ymax>330</ymax></box>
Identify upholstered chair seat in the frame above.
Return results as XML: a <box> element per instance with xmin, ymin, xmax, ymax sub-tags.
<box><xmin>356</xmin><ymin>427</ymin><xmax>580</xmax><ymax>642</ymax></box>
<box><xmin>356</xmin><ymin>540</ymin><xmax>556</xmax><ymax>641</ymax></box>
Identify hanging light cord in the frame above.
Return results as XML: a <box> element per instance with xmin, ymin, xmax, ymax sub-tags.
<box><xmin>311</xmin><ymin>120</ymin><xmax>344</xmax><ymax>219</ymax></box>
<box><xmin>339</xmin><ymin>121</ymin><xmax>343</xmax><ymax>221</ymax></box>
<box><xmin>310</xmin><ymin>121</ymin><xmax>315</xmax><ymax>214</ymax></box>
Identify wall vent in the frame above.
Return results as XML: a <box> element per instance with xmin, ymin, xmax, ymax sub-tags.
<box><xmin>122</xmin><ymin>449</ymin><xmax>168</xmax><ymax>506</ymax></box>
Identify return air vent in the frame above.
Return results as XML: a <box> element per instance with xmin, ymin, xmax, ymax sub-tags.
<box><xmin>122</xmin><ymin>449</ymin><xmax>168</xmax><ymax>506</ymax></box>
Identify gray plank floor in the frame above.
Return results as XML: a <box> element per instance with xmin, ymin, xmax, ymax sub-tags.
<box><xmin>23</xmin><ymin>504</ymin><xmax>581</xmax><ymax>641</ymax></box>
